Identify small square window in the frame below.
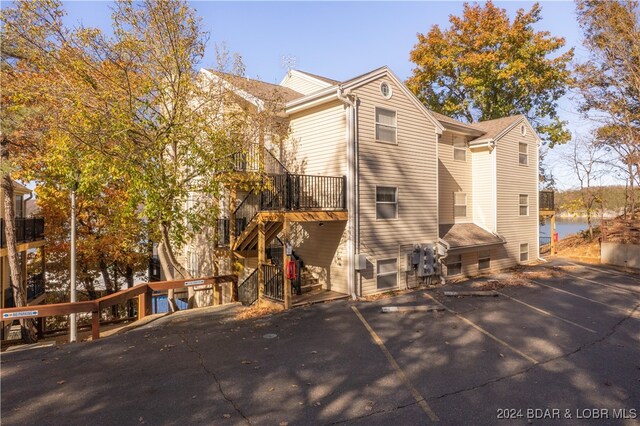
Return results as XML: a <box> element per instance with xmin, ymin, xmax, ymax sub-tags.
<box><xmin>377</xmin><ymin>258</ymin><xmax>398</xmax><ymax>289</ymax></box>
<box><xmin>453</xmin><ymin>137</ymin><xmax>466</xmax><ymax>161</ymax></box>
<box><xmin>519</xmin><ymin>143</ymin><xmax>528</xmax><ymax>165</ymax></box>
<box><xmin>519</xmin><ymin>194</ymin><xmax>529</xmax><ymax>216</ymax></box>
<box><xmin>375</xmin><ymin>108</ymin><xmax>397</xmax><ymax>144</ymax></box>
<box><xmin>376</xmin><ymin>187</ymin><xmax>398</xmax><ymax>219</ymax></box>
<box><xmin>520</xmin><ymin>243</ymin><xmax>529</xmax><ymax>262</ymax></box>
<box><xmin>447</xmin><ymin>254</ymin><xmax>462</xmax><ymax>276</ymax></box>
<box><xmin>478</xmin><ymin>250</ymin><xmax>491</xmax><ymax>270</ymax></box>
<box><xmin>454</xmin><ymin>192</ymin><xmax>467</xmax><ymax>217</ymax></box>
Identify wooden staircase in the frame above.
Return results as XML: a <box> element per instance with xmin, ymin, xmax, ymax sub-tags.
<box><xmin>234</xmin><ymin>219</ymin><xmax>283</xmax><ymax>257</ymax></box>
<box><xmin>300</xmin><ymin>269</ymin><xmax>322</xmax><ymax>293</ymax></box>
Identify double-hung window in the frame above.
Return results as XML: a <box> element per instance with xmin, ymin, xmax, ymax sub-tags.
<box><xmin>520</xmin><ymin>243</ymin><xmax>529</xmax><ymax>262</ymax></box>
<box><xmin>454</xmin><ymin>193</ymin><xmax>467</xmax><ymax>218</ymax></box>
<box><xmin>375</xmin><ymin>108</ymin><xmax>397</xmax><ymax>144</ymax></box>
<box><xmin>519</xmin><ymin>143</ymin><xmax>528</xmax><ymax>165</ymax></box>
<box><xmin>453</xmin><ymin>137</ymin><xmax>467</xmax><ymax>161</ymax></box>
<box><xmin>376</xmin><ymin>186</ymin><xmax>398</xmax><ymax>219</ymax></box>
<box><xmin>377</xmin><ymin>258</ymin><xmax>398</xmax><ymax>289</ymax></box>
<box><xmin>447</xmin><ymin>255</ymin><xmax>462</xmax><ymax>276</ymax></box>
<box><xmin>519</xmin><ymin>194</ymin><xmax>529</xmax><ymax>216</ymax></box>
<box><xmin>478</xmin><ymin>250</ymin><xmax>491</xmax><ymax>270</ymax></box>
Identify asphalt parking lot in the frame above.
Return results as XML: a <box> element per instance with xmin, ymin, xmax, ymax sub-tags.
<box><xmin>1</xmin><ymin>260</ymin><xmax>639</xmax><ymax>425</ymax></box>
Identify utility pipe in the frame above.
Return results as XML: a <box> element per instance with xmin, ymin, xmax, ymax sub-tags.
<box><xmin>336</xmin><ymin>87</ymin><xmax>359</xmax><ymax>299</ymax></box>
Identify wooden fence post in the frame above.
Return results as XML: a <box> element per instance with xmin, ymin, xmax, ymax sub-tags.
<box><xmin>91</xmin><ymin>310</ymin><xmax>100</xmax><ymax>341</ymax></box>
<box><xmin>138</xmin><ymin>288</ymin><xmax>152</xmax><ymax>319</ymax></box>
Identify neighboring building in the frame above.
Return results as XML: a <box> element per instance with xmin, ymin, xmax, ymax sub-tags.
<box><xmin>183</xmin><ymin>66</ymin><xmax>541</xmax><ymax>307</ymax></box>
<box><xmin>1</xmin><ymin>181</ymin><xmax>46</xmax><ymax>338</ymax></box>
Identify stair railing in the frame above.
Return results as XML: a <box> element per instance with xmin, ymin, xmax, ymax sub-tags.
<box><xmin>238</xmin><ymin>268</ymin><xmax>259</xmax><ymax>305</ymax></box>
<box><xmin>263</xmin><ymin>264</ymin><xmax>284</xmax><ymax>302</ymax></box>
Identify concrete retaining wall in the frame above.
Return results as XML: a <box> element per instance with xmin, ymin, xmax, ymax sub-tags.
<box><xmin>601</xmin><ymin>242</ymin><xmax>640</xmax><ymax>269</ymax></box>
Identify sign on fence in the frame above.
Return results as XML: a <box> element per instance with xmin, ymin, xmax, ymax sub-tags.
<box><xmin>3</xmin><ymin>310</ymin><xmax>38</xmax><ymax>319</ymax></box>
<box><xmin>184</xmin><ymin>279</ymin><xmax>205</xmax><ymax>286</ymax></box>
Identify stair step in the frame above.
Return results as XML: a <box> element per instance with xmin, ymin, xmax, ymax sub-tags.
<box><xmin>300</xmin><ymin>282</ymin><xmax>322</xmax><ymax>293</ymax></box>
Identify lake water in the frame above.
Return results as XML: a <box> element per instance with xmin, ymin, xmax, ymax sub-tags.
<box><xmin>540</xmin><ymin>217</ymin><xmax>597</xmax><ymax>239</ymax></box>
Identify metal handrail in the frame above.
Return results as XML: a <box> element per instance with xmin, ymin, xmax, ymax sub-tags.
<box><xmin>238</xmin><ymin>269</ymin><xmax>259</xmax><ymax>306</ymax></box>
<box><xmin>540</xmin><ymin>191</ymin><xmax>554</xmax><ymax>211</ymax></box>
<box><xmin>1</xmin><ymin>218</ymin><xmax>45</xmax><ymax>248</ymax></box>
<box><xmin>263</xmin><ymin>264</ymin><xmax>283</xmax><ymax>302</ymax></box>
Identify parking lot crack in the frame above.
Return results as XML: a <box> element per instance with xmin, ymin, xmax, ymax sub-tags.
<box><xmin>323</xmin><ymin>400</ymin><xmax>422</xmax><ymax>425</ymax></box>
<box><xmin>180</xmin><ymin>332</ymin><xmax>253</xmax><ymax>425</ymax></box>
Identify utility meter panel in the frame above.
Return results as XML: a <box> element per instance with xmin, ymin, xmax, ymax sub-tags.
<box><xmin>417</xmin><ymin>243</ymin><xmax>435</xmax><ymax>277</ymax></box>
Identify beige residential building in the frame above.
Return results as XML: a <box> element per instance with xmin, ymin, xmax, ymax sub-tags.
<box><xmin>1</xmin><ymin>182</ymin><xmax>46</xmax><ymax>338</ymax></box>
<box><xmin>188</xmin><ymin>66</ymin><xmax>541</xmax><ymax>307</ymax></box>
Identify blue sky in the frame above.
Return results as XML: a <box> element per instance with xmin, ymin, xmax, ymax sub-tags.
<box><xmin>58</xmin><ymin>1</ymin><xmax>604</xmax><ymax>189</ymax></box>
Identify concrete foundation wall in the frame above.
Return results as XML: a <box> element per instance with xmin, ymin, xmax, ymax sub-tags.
<box><xmin>601</xmin><ymin>242</ymin><xmax>640</xmax><ymax>269</ymax></box>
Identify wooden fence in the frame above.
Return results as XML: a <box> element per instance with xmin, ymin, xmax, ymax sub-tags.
<box><xmin>0</xmin><ymin>275</ymin><xmax>238</xmax><ymax>341</ymax></box>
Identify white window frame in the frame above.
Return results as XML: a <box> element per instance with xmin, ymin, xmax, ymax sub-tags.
<box><xmin>453</xmin><ymin>137</ymin><xmax>467</xmax><ymax>162</ymax></box>
<box><xmin>519</xmin><ymin>142</ymin><xmax>528</xmax><ymax>165</ymax></box>
<box><xmin>375</xmin><ymin>107</ymin><xmax>397</xmax><ymax>145</ymax></box>
<box><xmin>380</xmin><ymin>81</ymin><xmax>392</xmax><ymax>99</ymax></box>
<box><xmin>376</xmin><ymin>186</ymin><xmax>398</xmax><ymax>220</ymax></box>
<box><xmin>447</xmin><ymin>254</ymin><xmax>462</xmax><ymax>276</ymax></box>
<box><xmin>478</xmin><ymin>250</ymin><xmax>491</xmax><ymax>270</ymax></box>
<box><xmin>454</xmin><ymin>192</ymin><xmax>467</xmax><ymax>218</ymax></box>
<box><xmin>519</xmin><ymin>194</ymin><xmax>529</xmax><ymax>216</ymax></box>
<box><xmin>520</xmin><ymin>243</ymin><xmax>529</xmax><ymax>262</ymax></box>
<box><xmin>376</xmin><ymin>258</ymin><xmax>398</xmax><ymax>290</ymax></box>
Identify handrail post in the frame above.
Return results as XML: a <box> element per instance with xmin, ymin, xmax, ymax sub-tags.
<box><xmin>91</xmin><ymin>309</ymin><xmax>100</xmax><ymax>341</ymax></box>
<box><xmin>138</xmin><ymin>286</ymin><xmax>152</xmax><ymax>319</ymax></box>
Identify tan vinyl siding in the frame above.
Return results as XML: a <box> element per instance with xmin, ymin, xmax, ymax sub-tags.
<box><xmin>281</xmin><ymin>74</ymin><xmax>327</xmax><ymax>95</ymax></box>
<box><xmin>445</xmin><ymin>247</ymin><xmax>506</xmax><ymax>277</ymax></box>
<box><xmin>494</xmin><ymin>122</ymin><xmax>539</xmax><ymax>270</ymax></box>
<box><xmin>438</xmin><ymin>132</ymin><xmax>473</xmax><ymax>224</ymax></box>
<box><xmin>286</xmin><ymin>101</ymin><xmax>346</xmax><ymax>176</ymax></box>
<box><xmin>471</xmin><ymin>148</ymin><xmax>496</xmax><ymax>232</ymax></box>
<box><xmin>353</xmin><ymin>76</ymin><xmax>439</xmax><ymax>296</ymax></box>
<box><xmin>290</xmin><ymin>221</ymin><xmax>348</xmax><ymax>293</ymax></box>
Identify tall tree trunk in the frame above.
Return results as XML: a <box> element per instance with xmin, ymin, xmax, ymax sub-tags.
<box><xmin>1</xmin><ymin>138</ymin><xmax>37</xmax><ymax>343</ymax></box>
<box><xmin>99</xmin><ymin>259</ymin><xmax>117</xmax><ymax>317</ymax></box>
<box><xmin>125</xmin><ymin>265</ymin><xmax>134</xmax><ymax>317</ymax></box>
<box><xmin>157</xmin><ymin>221</ymin><xmax>191</xmax><ymax>312</ymax></box>
<box><xmin>83</xmin><ymin>277</ymin><xmax>98</xmax><ymax>300</ymax></box>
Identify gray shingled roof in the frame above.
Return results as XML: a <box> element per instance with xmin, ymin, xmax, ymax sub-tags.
<box><xmin>439</xmin><ymin>223</ymin><xmax>505</xmax><ymax>249</ymax></box>
<box><xmin>208</xmin><ymin>70</ymin><xmax>304</xmax><ymax>103</ymax></box>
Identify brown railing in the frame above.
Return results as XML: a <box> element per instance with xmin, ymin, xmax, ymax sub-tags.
<box><xmin>540</xmin><ymin>191</ymin><xmax>554</xmax><ymax>211</ymax></box>
<box><xmin>1</xmin><ymin>218</ymin><xmax>45</xmax><ymax>248</ymax></box>
<box><xmin>0</xmin><ymin>275</ymin><xmax>238</xmax><ymax>341</ymax></box>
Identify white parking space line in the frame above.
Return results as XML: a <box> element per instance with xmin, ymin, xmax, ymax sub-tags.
<box><xmin>565</xmin><ymin>262</ymin><xmax>640</xmax><ymax>281</ymax></box>
<box><xmin>351</xmin><ymin>306</ymin><xmax>440</xmax><ymax>422</ymax></box>
<box><xmin>530</xmin><ymin>279</ymin><xmax>640</xmax><ymax>319</ymax></box>
<box><xmin>495</xmin><ymin>290</ymin><xmax>597</xmax><ymax>334</ymax></box>
<box><xmin>562</xmin><ymin>272</ymin><xmax>640</xmax><ymax>296</ymax></box>
<box><xmin>423</xmin><ymin>293</ymin><xmax>539</xmax><ymax>364</ymax></box>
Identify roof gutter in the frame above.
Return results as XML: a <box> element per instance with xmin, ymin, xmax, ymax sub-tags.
<box><xmin>469</xmin><ymin>139</ymin><xmax>496</xmax><ymax>151</ymax></box>
<box><xmin>285</xmin><ymin>86</ymin><xmax>339</xmax><ymax>114</ymax></box>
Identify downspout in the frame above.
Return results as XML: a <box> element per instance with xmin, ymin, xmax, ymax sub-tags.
<box><xmin>337</xmin><ymin>87</ymin><xmax>358</xmax><ymax>299</ymax></box>
<box><xmin>24</xmin><ymin>191</ymin><xmax>33</xmax><ymax>215</ymax></box>
<box><xmin>437</xmin><ymin>238</ymin><xmax>450</xmax><ymax>286</ymax></box>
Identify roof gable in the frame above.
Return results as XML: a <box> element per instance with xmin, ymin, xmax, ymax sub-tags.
<box><xmin>341</xmin><ymin>66</ymin><xmax>445</xmax><ymax>134</ymax></box>
<box><xmin>279</xmin><ymin>69</ymin><xmax>336</xmax><ymax>95</ymax></box>
<box><xmin>201</xmin><ymin>69</ymin><xmax>304</xmax><ymax>109</ymax></box>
